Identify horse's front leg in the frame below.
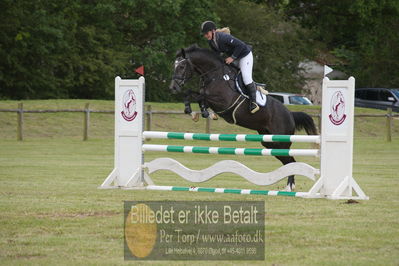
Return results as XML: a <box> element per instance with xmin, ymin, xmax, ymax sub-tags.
<box><xmin>184</xmin><ymin>94</ymin><xmax>200</xmax><ymax>122</ymax></box>
<box><xmin>198</xmin><ymin>100</ymin><xmax>209</xmax><ymax>118</ymax></box>
<box><xmin>183</xmin><ymin>97</ymin><xmax>192</xmax><ymax>114</ymax></box>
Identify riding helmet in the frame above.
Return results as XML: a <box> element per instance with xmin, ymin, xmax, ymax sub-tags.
<box><xmin>201</xmin><ymin>21</ymin><xmax>216</xmax><ymax>34</ymax></box>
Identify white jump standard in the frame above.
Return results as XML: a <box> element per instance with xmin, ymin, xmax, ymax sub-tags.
<box><xmin>100</xmin><ymin>76</ymin><xmax>369</xmax><ymax>200</ymax></box>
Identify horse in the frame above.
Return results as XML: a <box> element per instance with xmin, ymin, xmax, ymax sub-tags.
<box><xmin>169</xmin><ymin>44</ymin><xmax>318</xmax><ymax>191</ymax></box>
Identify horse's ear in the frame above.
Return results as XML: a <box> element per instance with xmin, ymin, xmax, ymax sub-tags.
<box><xmin>181</xmin><ymin>48</ymin><xmax>186</xmax><ymax>59</ymax></box>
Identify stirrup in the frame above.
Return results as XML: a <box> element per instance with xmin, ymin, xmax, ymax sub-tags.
<box><xmin>250</xmin><ymin>102</ymin><xmax>259</xmax><ymax>114</ymax></box>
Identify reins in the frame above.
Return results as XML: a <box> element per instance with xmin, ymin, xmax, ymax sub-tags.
<box><xmin>200</xmin><ymin>64</ymin><xmax>245</xmax><ymax>117</ymax></box>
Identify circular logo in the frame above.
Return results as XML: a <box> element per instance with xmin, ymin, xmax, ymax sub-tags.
<box><xmin>121</xmin><ymin>89</ymin><xmax>137</xmax><ymax>122</ymax></box>
<box><xmin>125</xmin><ymin>203</ymin><xmax>157</xmax><ymax>258</ymax></box>
<box><xmin>329</xmin><ymin>91</ymin><xmax>346</xmax><ymax>125</ymax></box>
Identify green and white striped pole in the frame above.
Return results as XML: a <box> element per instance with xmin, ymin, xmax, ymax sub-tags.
<box><xmin>146</xmin><ymin>185</ymin><xmax>312</xmax><ymax>198</ymax></box>
<box><xmin>143</xmin><ymin>131</ymin><xmax>320</xmax><ymax>143</ymax></box>
<box><xmin>142</xmin><ymin>144</ymin><xmax>319</xmax><ymax>157</ymax></box>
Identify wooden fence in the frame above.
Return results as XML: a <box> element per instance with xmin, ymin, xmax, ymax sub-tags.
<box><xmin>0</xmin><ymin>103</ymin><xmax>397</xmax><ymax>141</ymax></box>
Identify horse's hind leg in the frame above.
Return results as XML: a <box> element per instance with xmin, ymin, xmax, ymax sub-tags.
<box><xmin>275</xmin><ymin>155</ymin><xmax>296</xmax><ymax>191</ymax></box>
<box><xmin>260</xmin><ymin>140</ymin><xmax>297</xmax><ymax>191</ymax></box>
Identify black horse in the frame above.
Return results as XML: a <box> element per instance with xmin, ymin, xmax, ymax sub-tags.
<box><xmin>169</xmin><ymin>45</ymin><xmax>317</xmax><ymax>190</ymax></box>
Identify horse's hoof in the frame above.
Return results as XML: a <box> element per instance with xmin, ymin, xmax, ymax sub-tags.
<box><xmin>191</xmin><ymin>112</ymin><xmax>200</xmax><ymax>122</ymax></box>
<box><xmin>284</xmin><ymin>184</ymin><xmax>295</xmax><ymax>192</ymax></box>
<box><xmin>210</xmin><ymin>113</ymin><xmax>219</xmax><ymax>120</ymax></box>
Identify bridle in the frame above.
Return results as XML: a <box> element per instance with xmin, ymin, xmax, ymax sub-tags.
<box><xmin>172</xmin><ymin>56</ymin><xmax>225</xmax><ymax>90</ymax></box>
<box><xmin>172</xmin><ymin>58</ymin><xmax>194</xmax><ymax>89</ymax></box>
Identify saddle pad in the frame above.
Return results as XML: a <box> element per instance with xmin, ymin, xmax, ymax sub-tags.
<box><xmin>234</xmin><ymin>79</ymin><xmax>267</xmax><ymax>107</ymax></box>
<box><xmin>256</xmin><ymin>90</ymin><xmax>267</xmax><ymax>107</ymax></box>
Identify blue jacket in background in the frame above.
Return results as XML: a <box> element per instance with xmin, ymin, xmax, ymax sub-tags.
<box><xmin>208</xmin><ymin>32</ymin><xmax>251</xmax><ymax>60</ymax></box>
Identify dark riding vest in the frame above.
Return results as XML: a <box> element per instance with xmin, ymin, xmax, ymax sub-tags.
<box><xmin>208</xmin><ymin>32</ymin><xmax>251</xmax><ymax>60</ymax></box>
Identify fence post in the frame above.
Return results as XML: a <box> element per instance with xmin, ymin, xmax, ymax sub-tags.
<box><xmin>83</xmin><ymin>103</ymin><xmax>90</xmax><ymax>141</ymax></box>
<box><xmin>146</xmin><ymin>105</ymin><xmax>152</xmax><ymax>131</ymax></box>
<box><xmin>386</xmin><ymin>108</ymin><xmax>392</xmax><ymax>142</ymax></box>
<box><xmin>318</xmin><ymin>112</ymin><xmax>322</xmax><ymax>133</ymax></box>
<box><xmin>205</xmin><ymin>117</ymin><xmax>211</xmax><ymax>133</ymax></box>
<box><xmin>17</xmin><ymin>102</ymin><xmax>24</xmax><ymax>141</ymax></box>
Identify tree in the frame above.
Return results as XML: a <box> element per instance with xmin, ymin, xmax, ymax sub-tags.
<box><xmin>0</xmin><ymin>0</ymin><xmax>217</xmax><ymax>100</ymax></box>
<box><xmin>0</xmin><ymin>0</ymin><xmax>77</xmax><ymax>99</ymax></box>
<box><xmin>0</xmin><ymin>0</ymin><xmax>314</xmax><ymax>100</ymax></box>
<box><xmin>278</xmin><ymin>0</ymin><xmax>399</xmax><ymax>87</ymax></box>
<box><xmin>120</xmin><ymin>0</ymin><xmax>217</xmax><ymax>101</ymax></box>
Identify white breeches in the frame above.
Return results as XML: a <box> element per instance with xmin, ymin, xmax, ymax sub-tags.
<box><xmin>238</xmin><ymin>51</ymin><xmax>253</xmax><ymax>85</ymax></box>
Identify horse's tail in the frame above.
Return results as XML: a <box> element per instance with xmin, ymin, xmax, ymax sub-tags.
<box><xmin>291</xmin><ymin>112</ymin><xmax>318</xmax><ymax>135</ymax></box>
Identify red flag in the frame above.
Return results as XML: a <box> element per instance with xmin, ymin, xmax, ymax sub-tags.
<box><xmin>135</xmin><ymin>65</ymin><xmax>144</xmax><ymax>76</ymax></box>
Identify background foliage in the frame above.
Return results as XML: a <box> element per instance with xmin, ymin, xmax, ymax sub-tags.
<box><xmin>277</xmin><ymin>0</ymin><xmax>399</xmax><ymax>88</ymax></box>
<box><xmin>0</xmin><ymin>0</ymin><xmax>397</xmax><ymax>101</ymax></box>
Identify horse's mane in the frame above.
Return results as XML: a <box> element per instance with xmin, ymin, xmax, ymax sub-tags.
<box><xmin>184</xmin><ymin>44</ymin><xmax>201</xmax><ymax>54</ymax></box>
<box><xmin>176</xmin><ymin>44</ymin><xmax>224</xmax><ymax>64</ymax></box>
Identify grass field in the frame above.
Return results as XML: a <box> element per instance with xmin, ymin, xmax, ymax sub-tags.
<box><xmin>0</xmin><ymin>100</ymin><xmax>398</xmax><ymax>265</ymax></box>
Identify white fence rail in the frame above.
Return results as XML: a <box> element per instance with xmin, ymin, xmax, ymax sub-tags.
<box><xmin>0</xmin><ymin>104</ymin><xmax>397</xmax><ymax>141</ymax></box>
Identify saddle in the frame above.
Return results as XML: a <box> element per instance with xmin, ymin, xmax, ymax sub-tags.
<box><xmin>223</xmin><ymin>66</ymin><xmax>269</xmax><ymax>106</ymax></box>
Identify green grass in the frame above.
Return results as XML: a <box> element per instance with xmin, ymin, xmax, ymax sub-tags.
<box><xmin>0</xmin><ymin>100</ymin><xmax>399</xmax><ymax>265</ymax></box>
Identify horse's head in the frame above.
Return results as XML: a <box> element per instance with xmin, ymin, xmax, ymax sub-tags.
<box><xmin>170</xmin><ymin>44</ymin><xmax>224</xmax><ymax>94</ymax></box>
<box><xmin>169</xmin><ymin>48</ymin><xmax>195</xmax><ymax>94</ymax></box>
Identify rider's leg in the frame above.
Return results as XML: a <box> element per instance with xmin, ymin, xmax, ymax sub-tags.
<box><xmin>239</xmin><ymin>52</ymin><xmax>259</xmax><ymax>113</ymax></box>
<box><xmin>245</xmin><ymin>82</ymin><xmax>260</xmax><ymax>114</ymax></box>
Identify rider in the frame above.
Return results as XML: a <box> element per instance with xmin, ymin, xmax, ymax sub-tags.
<box><xmin>201</xmin><ymin>21</ymin><xmax>259</xmax><ymax>114</ymax></box>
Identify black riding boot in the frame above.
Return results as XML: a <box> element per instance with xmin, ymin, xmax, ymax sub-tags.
<box><xmin>246</xmin><ymin>82</ymin><xmax>259</xmax><ymax>114</ymax></box>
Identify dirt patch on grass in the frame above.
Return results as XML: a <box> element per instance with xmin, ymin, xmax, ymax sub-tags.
<box><xmin>7</xmin><ymin>253</ymin><xmax>46</xmax><ymax>259</ymax></box>
<box><xmin>36</xmin><ymin>210</ymin><xmax>119</xmax><ymax>219</ymax></box>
